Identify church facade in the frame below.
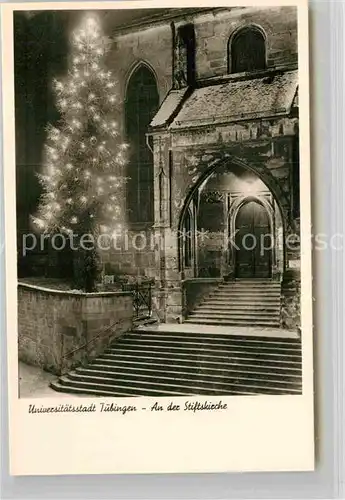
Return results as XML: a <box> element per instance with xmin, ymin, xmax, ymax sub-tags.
<box><xmin>105</xmin><ymin>6</ymin><xmax>300</xmax><ymax>327</ymax></box>
<box><xmin>16</xmin><ymin>6</ymin><xmax>301</xmax><ymax>329</ymax></box>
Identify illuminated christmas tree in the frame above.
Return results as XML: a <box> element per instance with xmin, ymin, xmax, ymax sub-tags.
<box><xmin>33</xmin><ymin>14</ymin><xmax>127</xmax><ymax>291</ymax></box>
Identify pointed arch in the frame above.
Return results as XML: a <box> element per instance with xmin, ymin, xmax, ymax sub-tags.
<box><xmin>125</xmin><ymin>62</ymin><xmax>159</xmax><ymax>225</ymax></box>
<box><xmin>177</xmin><ymin>156</ymin><xmax>287</xmax><ymax>278</ymax></box>
<box><xmin>124</xmin><ymin>60</ymin><xmax>159</xmax><ymax>99</ymax></box>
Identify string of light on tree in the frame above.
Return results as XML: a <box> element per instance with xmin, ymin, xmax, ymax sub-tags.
<box><xmin>32</xmin><ymin>13</ymin><xmax>128</xmax><ymax>234</ymax></box>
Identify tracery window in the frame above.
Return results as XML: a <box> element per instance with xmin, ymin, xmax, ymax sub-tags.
<box><xmin>125</xmin><ymin>65</ymin><xmax>159</xmax><ymax>225</ymax></box>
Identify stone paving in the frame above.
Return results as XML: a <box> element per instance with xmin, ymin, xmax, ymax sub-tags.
<box><xmin>19</xmin><ymin>362</ymin><xmax>73</xmax><ymax>398</ymax></box>
<box><xmin>137</xmin><ymin>322</ymin><xmax>299</xmax><ymax>339</ymax></box>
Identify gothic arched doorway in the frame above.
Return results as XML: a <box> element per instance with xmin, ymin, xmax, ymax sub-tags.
<box><xmin>178</xmin><ymin>157</ymin><xmax>285</xmax><ymax>281</ymax></box>
<box><xmin>235</xmin><ymin>200</ymin><xmax>272</xmax><ymax>278</ymax></box>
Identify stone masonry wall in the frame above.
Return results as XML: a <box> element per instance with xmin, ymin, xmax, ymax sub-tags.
<box><xmin>108</xmin><ymin>23</ymin><xmax>173</xmax><ymax>133</ymax></box>
<box><xmin>103</xmin><ymin>6</ymin><xmax>297</xmax><ymax>280</ymax></box>
<box><xmin>99</xmin><ymin>228</ymin><xmax>156</xmax><ymax>279</ymax></box>
<box><xmin>101</xmin><ymin>24</ymin><xmax>173</xmax><ymax>278</ymax></box>
<box><xmin>18</xmin><ymin>283</ymin><xmax>133</xmax><ymax>374</ymax></box>
<box><xmin>108</xmin><ymin>7</ymin><xmax>298</xmax><ymax>107</ymax></box>
<box><xmin>194</xmin><ymin>6</ymin><xmax>298</xmax><ymax>79</ymax></box>
<box><xmin>281</xmin><ymin>270</ymin><xmax>301</xmax><ymax>331</ymax></box>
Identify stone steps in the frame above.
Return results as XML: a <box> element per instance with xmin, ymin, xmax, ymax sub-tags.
<box><xmin>121</xmin><ymin>332</ymin><xmax>301</xmax><ymax>351</ymax></box>
<box><xmin>184</xmin><ymin>317</ymin><xmax>280</xmax><ymax>327</ymax></box>
<box><xmin>114</xmin><ymin>332</ymin><xmax>297</xmax><ymax>344</ymax></box>
<box><xmin>50</xmin><ymin>330</ymin><xmax>302</xmax><ymax>397</ymax></box>
<box><xmin>195</xmin><ymin>304</ymin><xmax>280</xmax><ymax>311</ymax></box>
<box><xmin>79</xmin><ymin>365</ymin><xmax>301</xmax><ymax>384</ymax></box>
<box><xmin>100</xmin><ymin>351</ymin><xmax>302</xmax><ymax>368</ymax></box>
<box><xmin>218</xmin><ymin>283</ymin><xmax>281</xmax><ymax>289</ymax></box>
<box><xmin>103</xmin><ymin>339</ymin><xmax>301</xmax><ymax>359</ymax></box>
<box><xmin>215</xmin><ymin>290</ymin><xmax>280</xmax><ymax>295</ymax></box>
<box><xmin>186</xmin><ymin>279</ymin><xmax>282</xmax><ymax>327</ymax></box>
<box><xmin>64</xmin><ymin>371</ymin><xmax>301</xmax><ymax>394</ymax></box>
<box><xmin>203</xmin><ymin>299</ymin><xmax>281</xmax><ymax>306</ymax></box>
<box><xmin>189</xmin><ymin>310</ymin><xmax>280</xmax><ymax>318</ymax></box>
<box><xmin>90</xmin><ymin>357</ymin><xmax>301</xmax><ymax>373</ymax></box>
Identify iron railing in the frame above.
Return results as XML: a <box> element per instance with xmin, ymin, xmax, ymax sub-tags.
<box><xmin>122</xmin><ymin>280</ymin><xmax>153</xmax><ymax>319</ymax></box>
<box><xmin>59</xmin><ymin>319</ymin><xmax>126</xmax><ymax>376</ymax></box>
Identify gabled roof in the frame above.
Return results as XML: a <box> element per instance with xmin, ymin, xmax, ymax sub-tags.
<box><xmin>150</xmin><ymin>70</ymin><xmax>298</xmax><ymax>132</ymax></box>
<box><xmin>170</xmin><ymin>70</ymin><xmax>298</xmax><ymax>129</ymax></box>
<box><xmin>149</xmin><ymin>87</ymin><xmax>190</xmax><ymax>129</ymax></box>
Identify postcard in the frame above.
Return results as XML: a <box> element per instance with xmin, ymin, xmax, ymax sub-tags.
<box><xmin>1</xmin><ymin>0</ymin><xmax>314</xmax><ymax>475</ymax></box>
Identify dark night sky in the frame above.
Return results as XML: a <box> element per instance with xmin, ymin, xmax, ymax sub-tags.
<box><xmin>15</xmin><ymin>11</ymin><xmax>72</xmax><ymax>217</ymax></box>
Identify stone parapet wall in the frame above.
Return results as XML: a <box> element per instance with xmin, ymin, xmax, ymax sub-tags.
<box><xmin>18</xmin><ymin>283</ymin><xmax>133</xmax><ymax>374</ymax></box>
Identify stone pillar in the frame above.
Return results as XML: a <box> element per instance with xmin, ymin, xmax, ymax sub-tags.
<box><xmin>226</xmin><ymin>196</ymin><xmax>237</xmax><ymax>280</ymax></box>
<box><xmin>221</xmin><ymin>194</ymin><xmax>231</xmax><ymax>279</ymax></box>
<box><xmin>152</xmin><ymin>134</ymin><xmax>182</xmax><ymax>323</ymax></box>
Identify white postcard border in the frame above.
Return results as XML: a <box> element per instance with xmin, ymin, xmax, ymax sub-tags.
<box><xmin>1</xmin><ymin>0</ymin><xmax>314</xmax><ymax>476</ymax></box>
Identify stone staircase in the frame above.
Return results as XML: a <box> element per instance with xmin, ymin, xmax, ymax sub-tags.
<box><xmin>185</xmin><ymin>279</ymin><xmax>281</xmax><ymax>327</ymax></box>
<box><xmin>50</xmin><ymin>329</ymin><xmax>302</xmax><ymax>397</ymax></box>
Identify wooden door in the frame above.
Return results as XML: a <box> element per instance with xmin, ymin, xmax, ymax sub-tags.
<box><xmin>235</xmin><ymin>201</ymin><xmax>271</xmax><ymax>278</ymax></box>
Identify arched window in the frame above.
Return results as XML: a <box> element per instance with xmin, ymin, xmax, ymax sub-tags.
<box><xmin>125</xmin><ymin>64</ymin><xmax>159</xmax><ymax>225</ymax></box>
<box><xmin>229</xmin><ymin>27</ymin><xmax>266</xmax><ymax>74</ymax></box>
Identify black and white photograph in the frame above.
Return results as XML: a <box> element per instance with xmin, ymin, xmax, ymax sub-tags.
<box><xmin>14</xmin><ymin>5</ymin><xmax>303</xmax><ymax>399</ymax></box>
<box><xmin>1</xmin><ymin>0</ymin><xmax>315</xmax><ymax>476</ymax></box>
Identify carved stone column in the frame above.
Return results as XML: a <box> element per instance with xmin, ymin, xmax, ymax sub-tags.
<box><xmin>152</xmin><ymin>134</ymin><xmax>182</xmax><ymax>323</ymax></box>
